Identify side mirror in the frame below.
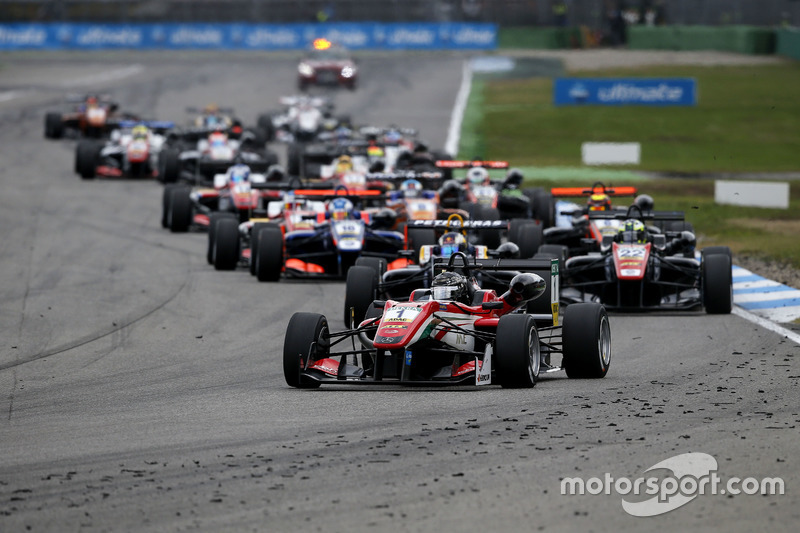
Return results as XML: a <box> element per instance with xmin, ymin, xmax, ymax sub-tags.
<box><xmin>481</xmin><ymin>301</ymin><xmax>503</xmax><ymax>310</ymax></box>
<box><xmin>372</xmin><ymin>300</ymin><xmax>386</xmax><ymax>308</ymax></box>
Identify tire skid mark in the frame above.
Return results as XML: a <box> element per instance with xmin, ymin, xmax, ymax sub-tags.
<box><xmin>0</xmin><ymin>267</ymin><xmax>190</xmax><ymax>373</ymax></box>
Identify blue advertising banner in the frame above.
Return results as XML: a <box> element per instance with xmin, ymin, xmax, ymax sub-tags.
<box><xmin>0</xmin><ymin>23</ymin><xmax>497</xmax><ymax>51</ymax></box>
<box><xmin>554</xmin><ymin>78</ymin><xmax>697</xmax><ymax>106</ymax></box>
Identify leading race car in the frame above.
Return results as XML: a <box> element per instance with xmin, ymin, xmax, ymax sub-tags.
<box><xmin>297</xmin><ymin>38</ymin><xmax>358</xmax><ymax>91</ymax></box>
<box><xmin>283</xmin><ymin>252</ymin><xmax>611</xmax><ymax>388</ymax></box>
<box><xmin>561</xmin><ymin>206</ymin><xmax>732</xmax><ymax>313</ymax></box>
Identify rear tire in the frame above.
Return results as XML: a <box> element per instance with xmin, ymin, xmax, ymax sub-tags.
<box><xmin>212</xmin><ymin>218</ymin><xmax>240</xmax><ymax>270</ymax></box>
<box><xmin>476</xmin><ymin>206</ymin><xmax>501</xmax><ymax>249</ymax></box>
<box><xmin>495</xmin><ymin>314</ymin><xmax>540</xmax><ymax>388</ymax></box>
<box><xmin>703</xmin><ymin>253</ymin><xmax>733</xmax><ymax>314</ymax></box>
<box><xmin>532</xmin><ymin>190</ymin><xmax>555</xmax><ymax>228</ymax></box>
<box><xmin>255</xmin><ymin>225</ymin><xmax>284</xmax><ymax>282</ymax></box>
<box><xmin>283</xmin><ymin>312</ymin><xmax>327</xmax><ymax>388</ymax></box>
<box><xmin>517</xmin><ymin>221</ymin><xmax>543</xmax><ymax>258</ymax></box>
<box><xmin>344</xmin><ymin>265</ymin><xmax>378</xmax><ymax>326</ymax></box>
<box><xmin>563</xmin><ymin>303</ymin><xmax>611</xmax><ymax>378</ymax></box>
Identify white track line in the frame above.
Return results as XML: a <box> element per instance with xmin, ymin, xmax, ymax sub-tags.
<box><xmin>444</xmin><ymin>60</ymin><xmax>472</xmax><ymax>158</ymax></box>
<box><xmin>733</xmin><ymin>307</ymin><xmax>800</xmax><ymax>346</ymax></box>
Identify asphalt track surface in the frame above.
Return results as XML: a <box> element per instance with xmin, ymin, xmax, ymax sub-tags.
<box><xmin>0</xmin><ymin>51</ymin><xmax>798</xmax><ymax>532</ymax></box>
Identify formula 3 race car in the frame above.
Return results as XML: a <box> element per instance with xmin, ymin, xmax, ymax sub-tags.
<box><xmin>74</xmin><ymin>121</ymin><xmax>174</xmax><ymax>180</ymax></box>
<box><xmin>283</xmin><ymin>252</ymin><xmax>611</xmax><ymax>388</ymax></box>
<box><xmin>561</xmin><ymin>207</ymin><xmax>732</xmax><ymax>313</ymax></box>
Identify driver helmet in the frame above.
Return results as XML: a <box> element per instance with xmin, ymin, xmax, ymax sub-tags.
<box><xmin>367</xmin><ymin>143</ymin><xmax>385</xmax><ymax>159</ymax></box>
<box><xmin>384</xmin><ymin>128</ymin><xmax>403</xmax><ymax>144</ymax></box>
<box><xmin>131</xmin><ymin>124</ymin><xmax>149</xmax><ymax>140</ymax></box>
<box><xmin>266</xmin><ymin>164</ymin><xmax>286</xmax><ymax>182</ymax></box>
<box><xmin>329</xmin><ymin>197</ymin><xmax>354</xmax><ymax>221</ymax></box>
<box><xmin>400</xmin><ymin>179</ymin><xmax>422</xmax><ymax>198</ymax></box>
<box><xmin>587</xmin><ymin>193</ymin><xmax>612</xmax><ymax>211</ymax></box>
<box><xmin>431</xmin><ymin>271</ymin><xmax>468</xmax><ymax>302</ymax></box>
<box><xmin>228</xmin><ymin>164</ymin><xmax>251</xmax><ymax>184</ymax></box>
<box><xmin>209</xmin><ymin>131</ymin><xmax>227</xmax><ymax>147</ymax></box>
<box><xmin>467</xmin><ymin>167</ymin><xmax>490</xmax><ymax>186</ymax></box>
<box><xmin>334</xmin><ymin>155</ymin><xmax>353</xmax><ymax>174</ymax></box>
<box><xmin>618</xmin><ymin>219</ymin><xmax>647</xmax><ymax>244</ymax></box>
<box><xmin>634</xmin><ymin>194</ymin><xmax>654</xmax><ymax>212</ymax></box>
<box><xmin>438</xmin><ymin>232</ymin><xmax>468</xmax><ymax>258</ymax></box>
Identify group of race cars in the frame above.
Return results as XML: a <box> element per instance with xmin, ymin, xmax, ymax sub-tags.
<box><xmin>46</xmin><ymin>74</ymin><xmax>732</xmax><ymax>392</ymax></box>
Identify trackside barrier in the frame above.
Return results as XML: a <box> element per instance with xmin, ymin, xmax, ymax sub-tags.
<box><xmin>776</xmin><ymin>28</ymin><xmax>800</xmax><ymax>60</ymax></box>
<box><xmin>628</xmin><ymin>25</ymin><xmax>776</xmax><ymax>54</ymax></box>
<box><xmin>0</xmin><ymin>22</ymin><xmax>497</xmax><ymax>50</ymax></box>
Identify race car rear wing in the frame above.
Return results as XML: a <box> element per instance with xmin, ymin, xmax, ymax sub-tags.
<box><xmin>409</xmin><ymin>219</ymin><xmax>507</xmax><ymax>230</ymax></box>
<box><xmin>551</xmin><ymin>185</ymin><xmax>638</xmax><ymax>197</ymax></box>
<box><xmin>588</xmin><ymin>209</ymin><xmax>685</xmax><ymax>222</ymax></box>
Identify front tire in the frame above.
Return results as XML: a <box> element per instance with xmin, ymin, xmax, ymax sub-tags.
<box><xmin>495</xmin><ymin>314</ymin><xmax>540</xmax><ymax>388</ymax></box>
<box><xmin>283</xmin><ymin>312</ymin><xmax>327</xmax><ymax>388</ymax></box>
<box><xmin>563</xmin><ymin>303</ymin><xmax>611</xmax><ymax>378</ymax></box>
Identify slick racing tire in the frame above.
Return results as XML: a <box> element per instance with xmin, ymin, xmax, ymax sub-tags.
<box><xmin>168</xmin><ymin>186</ymin><xmax>193</xmax><ymax>233</ymax></box>
<box><xmin>535</xmin><ymin>244</ymin><xmax>568</xmax><ymax>275</ymax></box>
<box><xmin>248</xmin><ymin>222</ymin><xmax>270</xmax><ymax>275</ymax></box>
<box><xmin>44</xmin><ymin>112</ymin><xmax>64</xmax><ymax>139</ymax></box>
<box><xmin>495</xmin><ymin>314</ymin><xmax>540</xmax><ymax>388</ymax></box>
<box><xmin>354</xmin><ymin>256</ymin><xmax>387</xmax><ymax>278</ymax></box>
<box><xmin>76</xmin><ymin>140</ymin><xmax>99</xmax><ymax>179</ymax></box>
<box><xmin>507</xmin><ymin>219</ymin><xmax>533</xmax><ymax>253</ymax></box>
<box><xmin>702</xmin><ymin>253</ymin><xmax>733</xmax><ymax>314</ymax></box>
<box><xmin>563</xmin><ymin>303</ymin><xmax>611</xmax><ymax>379</ymax></box>
<box><xmin>159</xmin><ymin>148</ymin><xmax>180</xmax><ymax>184</ymax></box>
<box><xmin>516</xmin><ymin>221</ymin><xmax>543</xmax><ymax>259</ymax></box>
<box><xmin>283</xmin><ymin>312</ymin><xmax>327</xmax><ymax>388</ymax></box>
<box><xmin>255</xmin><ymin>225</ymin><xmax>283</xmax><ymax>282</ymax></box>
<box><xmin>162</xmin><ymin>184</ymin><xmax>179</xmax><ymax>228</ymax></box>
<box><xmin>476</xmin><ymin>205</ymin><xmax>501</xmax><ymax>249</ymax></box>
<box><xmin>532</xmin><ymin>190</ymin><xmax>555</xmax><ymax>228</ymax></box>
<box><xmin>407</xmin><ymin>228</ymin><xmax>437</xmax><ymax>255</ymax></box>
<box><xmin>344</xmin><ymin>265</ymin><xmax>378</xmax><ymax>327</ymax></box>
<box><xmin>212</xmin><ymin>217</ymin><xmax>240</xmax><ymax>271</ymax></box>
<box><xmin>701</xmin><ymin>246</ymin><xmax>732</xmax><ymax>259</ymax></box>
<box><xmin>207</xmin><ymin>212</ymin><xmax>237</xmax><ymax>264</ymax></box>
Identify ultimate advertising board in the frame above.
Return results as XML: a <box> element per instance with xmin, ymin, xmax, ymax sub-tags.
<box><xmin>554</xmin><ymin>78</ymin><xmax>697</xmax><ymax>106</ymax></box>
<box><xmin>0</xmin><ymin>22</ymin><xmax>496</xmax><ymax>50</ymax></box>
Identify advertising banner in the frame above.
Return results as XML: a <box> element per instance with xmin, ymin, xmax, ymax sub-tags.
<box><xmin>554</xmin><ymin>78</ymin><xmax>697</xmax><ymax>106</ymax></box>
<box><xmin>0</xmin><ymin>22</ymin><xmax>497</xmax><ymax>51</ymax></box>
